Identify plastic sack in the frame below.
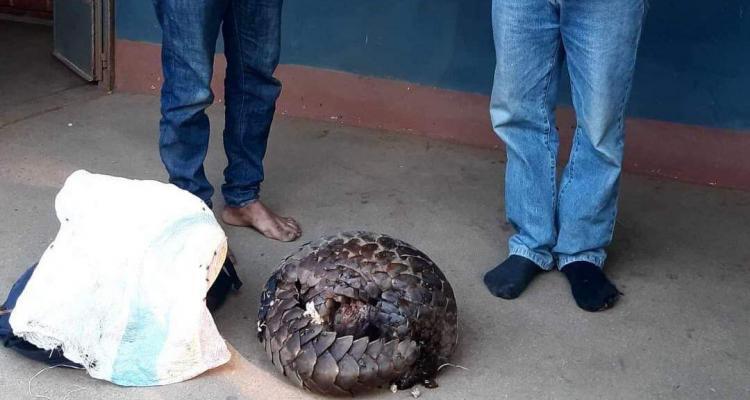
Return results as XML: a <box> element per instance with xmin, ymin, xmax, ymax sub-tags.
<box><xmin>9</xmin><ymin>170</ymin><xmax>231</xmax><ymax>386</ymax></box>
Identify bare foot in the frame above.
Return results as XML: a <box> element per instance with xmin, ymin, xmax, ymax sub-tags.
<box><xmin>221</xmin><ymin>201</ymin><xmax>301</xmax><ymax>242</ymax></box>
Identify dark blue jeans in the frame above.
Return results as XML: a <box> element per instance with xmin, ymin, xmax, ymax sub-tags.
<box><xmin>154</xmin><ymin>0</ymin><xmax>283</xmax><ymax>208</ymax></box>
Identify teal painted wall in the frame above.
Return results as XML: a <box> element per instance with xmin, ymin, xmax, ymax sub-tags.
<box><xmin>116</xmin><ymin>1</ymin><xmax>750</xmax><ymax>130</ymax></box>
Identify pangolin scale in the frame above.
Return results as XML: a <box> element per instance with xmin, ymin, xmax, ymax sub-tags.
<box><xmin>258</xmin><ymin>231</ymin><xmax>458</xmax><ymax>395</ymax></box>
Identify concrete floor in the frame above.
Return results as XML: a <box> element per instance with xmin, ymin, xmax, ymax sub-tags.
<box><xmin>1</xmin><ymin>21</ymin><xmax>749</xmax><ymax>400</ymax></box>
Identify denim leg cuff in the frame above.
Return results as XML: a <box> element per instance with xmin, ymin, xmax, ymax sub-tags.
<box><xmin>508</xmin><ymin>246</ymin><xmax>555</xmax><ymax>271</ymax></box>
<box><xmin>225</xmin><ymin>197</ymin><xmax>259</xmax><ymax>209</ymax></box>
<box><xmin>223</xmin><ymin>184</ymin><xmax>260</xmax><ymax>208</ymax></box>
<box><xmin>557</xmin><ymin>254</ymin><xmax>606</xmax><ymax>270</ymax></box>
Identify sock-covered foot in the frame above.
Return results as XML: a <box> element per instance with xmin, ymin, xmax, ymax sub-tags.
<box><xmin>561</xmin><ymin>261</ymin><xmax>622</xmax><ymax>312</ymax></box>
<box><xmin>484</xmin><ymin>255</ymin><xmax>544</xmax><ymax>299</ymax></box>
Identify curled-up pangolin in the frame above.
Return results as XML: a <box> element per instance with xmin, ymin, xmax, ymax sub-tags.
<box><xmin>258</xmin><ymin>232</ymin><xmax>458</xmax><ymax>395</ymax></box>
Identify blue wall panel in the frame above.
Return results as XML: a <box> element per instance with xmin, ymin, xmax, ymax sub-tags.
<box><xmin>116</xmin><ymin>0</ymin><xmax>750</xmax><ymax>130</ymax></box>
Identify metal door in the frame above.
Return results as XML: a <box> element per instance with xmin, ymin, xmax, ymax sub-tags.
<box><xmin>53</xmin><ymin>0</ymin><xmax>102</xmax><ymax>82</ymax></box>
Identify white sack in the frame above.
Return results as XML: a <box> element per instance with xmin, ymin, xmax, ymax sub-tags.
<box><xmin>10</xmin><ymin>170</ymin><xmax>231</xmax><ymax>386</ymax></box>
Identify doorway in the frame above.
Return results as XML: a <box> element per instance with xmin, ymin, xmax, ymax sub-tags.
<box><xmin>0</xmin><ymin>0</ymin><xmax>114</xmax><ymax>92</ymax></box>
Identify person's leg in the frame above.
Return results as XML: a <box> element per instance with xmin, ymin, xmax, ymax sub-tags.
<box><xmin>554</xmin><ymin>0</ymin><xmax>646</xmax><ymax>311</ymax></box>
<box><xmin>484</xmin><ymin>0</ymin><xmax>564</xmax><ymax>299</ymax></box>
<box><xmin>154</xmin><ymin>0</ymin><xmax>226</xmax><ymax>207</ymax></box>
<box><xmin>219</xmin><ymin>0</ymin><xmax>300</xmax><ymax>242</ymax></box>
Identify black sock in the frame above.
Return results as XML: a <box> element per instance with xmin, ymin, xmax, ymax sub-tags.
<box><xmin>484</xmin><ymin>255</ymin><xmax>544</xmax><ymax>299</ymax></box>
<box><xmin>561</xmin><ymin>261</ymin><xmax>622</xmax><ymax>312</ymax></box>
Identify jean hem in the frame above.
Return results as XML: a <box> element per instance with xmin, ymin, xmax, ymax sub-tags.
<box><xmin>508</xmin><ymin>247</ymin><xmax>554</xmax><ymax>271</ymax></box>
<box><xmin>557</xmin><ymin>255</ymin><xmax>606</xmax><ymax>270</ymax></box>
<box><xmin>225</xmin><ymin>197</ymin><xmax>259</xmax><ymax>209</ymax></box>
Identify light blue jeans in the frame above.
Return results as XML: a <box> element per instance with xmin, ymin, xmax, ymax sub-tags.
<box><xmin>490</xmin><ymin>0</ymin><xmax>646</xmax><ymax>270</ymax></box>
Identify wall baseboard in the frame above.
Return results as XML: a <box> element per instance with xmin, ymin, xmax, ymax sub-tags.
<box><xmin>115</xmin><ymin>39</ymin><xmax>750</xmax><ymax>191</ymax></box>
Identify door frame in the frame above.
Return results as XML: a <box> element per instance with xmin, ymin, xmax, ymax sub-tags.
<box><xmin>100</xmin><ymin>0</ymin><xmax>114</xmax><ymax>90</ymax></box>
<box><xmin>51</xmin><ymin>0</ymin><xmax>114</xmax><ymax>90</ymax></box>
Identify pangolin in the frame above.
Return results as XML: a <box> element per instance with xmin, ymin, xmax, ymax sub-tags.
<box><xmin>257</xmin><ymin>231</ymin><xmax>458</xmax><ymax>395</ymax></box>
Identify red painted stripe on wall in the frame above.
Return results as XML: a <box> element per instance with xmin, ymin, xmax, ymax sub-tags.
<box><xmin>115</xmin><ymin>39</ymin><xmax>750</xmax><ymax>191</ymax></box>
